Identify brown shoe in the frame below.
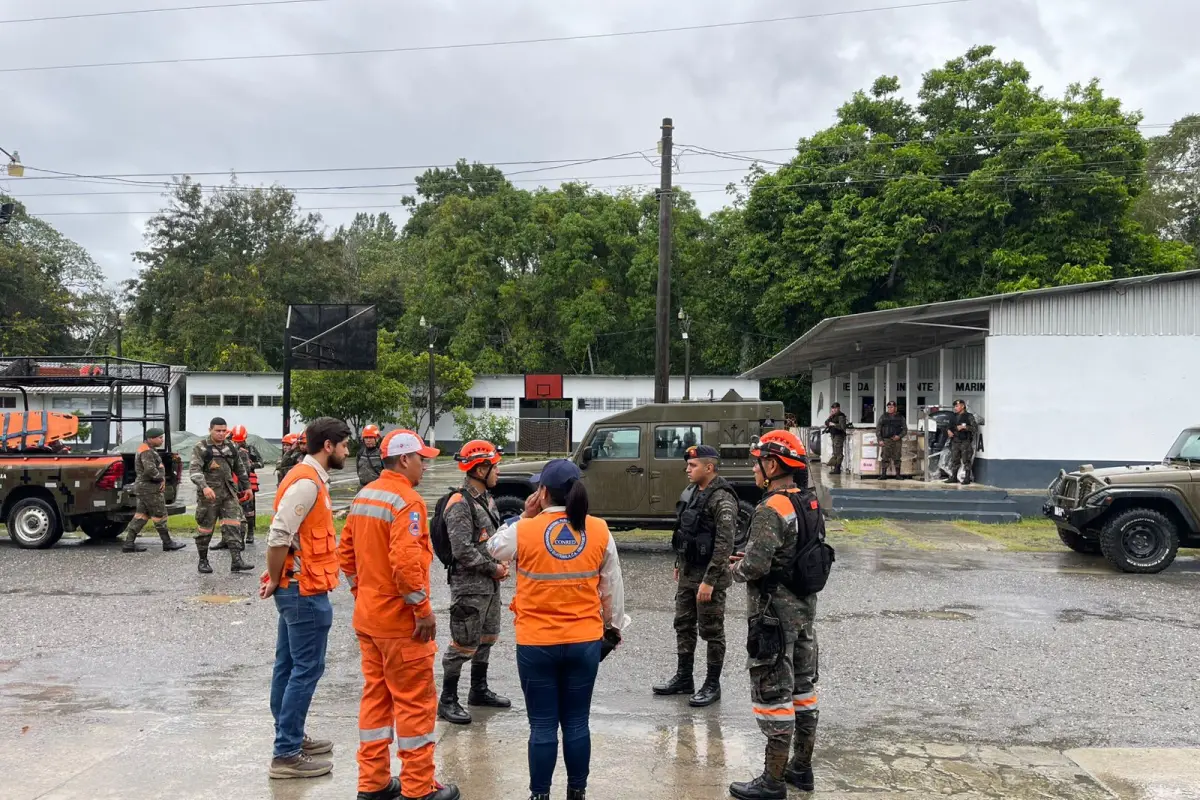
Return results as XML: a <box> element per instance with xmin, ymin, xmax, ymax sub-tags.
<box><xmin>302</xmin><ymin>733</ymin><xmax>334</xmax><ymax>755</ymax></box>
<box><xmin>269</xmin><ymin>751</ymin><xmax>332</xmax><ymax>780</ymax></box>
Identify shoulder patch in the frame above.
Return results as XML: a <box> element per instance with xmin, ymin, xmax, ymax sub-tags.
<box><xmin>409</xmin><ymin>509</ymin><xmax>421</xmax><ymax>536</ymax></box>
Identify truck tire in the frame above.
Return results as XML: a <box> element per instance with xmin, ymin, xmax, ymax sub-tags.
<box><xmin>494</xmin><ymin>495</ymin><xmax>527</xmax><ymax>523</ymax></box>
<box><xmin>734</xmin><ymin>500</ymin><xmax>755</xmax><ymax>552</ymax></box>
<box><xmin>7</xmin><ymin>497</ymin><xmax>65</xmax><ymax>549</ymax></box>
<box><xmin>1056</xmin><ymin>528</ymin><xmax>1102</xmax><ymax>555</ymax></box>
<box><xmin>1098</xmin><ymin>508</ymin><xmax>1179</xmax><ymax>574</ymax></box>
<box><xmin>81</xmin><ymin>521</ymin><xmax>127</xmax><ymax>541</ymax></box>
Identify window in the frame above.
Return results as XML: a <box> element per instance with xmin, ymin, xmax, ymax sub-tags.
<box><xmin>223</xmin><ymin>395</ymin><xmax>254</xmax><ymax>407</ymax></box>
<box><xmin>191</xmin><ymin>395</ymin><xmax>220</xmax><ymax>407</ymax></box>
<box><xmin>577</xmin><ymin>398</ymin><xmax>604</xmax><ymax>410</ymax></box>
<box><xmin>90</xmin><ymin>397</ymin><xmax>113</xmax><ymax>411</ymax></box>
<box><xmin>488</xmin><ymin>397</ymin><xmax>502</xmax><ymax>409</ymax></box>
<box><xmin>655</xmin><ymin>425</ymin><xmax>703</xmax><ymax>460</ymax></box>
<box><xmin>636</xmin><ymin>398</ymin><xmax>654</xmax><ymax>407</ymax></box>
<box><xmin>258</xmin><ymin>395</ymin><xmax>283</xmax><ymax>407</ymax></box>
<box><xmin>1167</xmin><ymin>429</ymin><xmax>1200</xmax><ymax>461</ymax></box>
<box><xmin>588</xmin><ymin>427</ymin><xmax>641</xmax><ymax>460</ymax></box>
<box><xmin>0</xmin><ymin>396</ymin><xmax>15</xmax><ymax>409</ymax></box>
<box><xmin>605</xmin><ymin>397</ymin><xmax>633</xmax><ymax>411</ymax></box>
<box><xmin>501</xmin><ymin>397</ymin><xmax>515</xmax><ymax>410</ymax></box>
<box><xmin>469</xmin><ymin>397</ymin><xmax>486</xmax><ymax>409</ymax></box>
<box><xmin>52</xmin><ymin>397</ymin><xmax>86</xmax><ymax>410</ymax></box>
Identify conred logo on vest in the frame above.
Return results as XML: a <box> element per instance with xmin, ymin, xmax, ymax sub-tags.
<box><xmin>544</xmin><ymin>518</ymin><xmax>586</xmax><ymax>560</ymax></box>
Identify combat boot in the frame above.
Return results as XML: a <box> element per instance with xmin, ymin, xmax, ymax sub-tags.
<box><xmin>358</xmin><ymin>777</ymin><xmax>402</xmax><ymax>800</ymax></box>
<box><xmin>400</xmin><ymin>781</ymin><xmax>460</xmax><ymax>800</ymax></box>
<box><xmin>437</xmin><ymin>675</ymin><xmax>472</xmax><ymax>725</ymax></box>
<box><xmin>728</xmin><ymin>774</ymin><xmax>787</xmax><ymax>800</ymax></box>
<box><xmin>467</xmin><ymin>663</ymin><xmax>511</xmax><ymax>708</ymax></box>
<box><xmin>196</xmin><ymin>538</ymin><xmax>213</xmax><ymax>574</ymax></box>
<box><xmin>652</xmin><ymin>654</ymin><xmax>694</xmax><ymax>696</ymax></box>
<box><xmin>784</xmin><ymin>764</ymin><xmax>815</xmax><ymax>792</ymax></box>
<box><xmin>162</xmin><ymin>537</ymin><xmax>187</xmax><ymax>552</ymax></box>
<box><xmin>122</xmin><ymin>542</ymin><xmax>147</xmax><ymax>553</ymax></box>
<box><xmin>231</xmin><ymin>550</ymin><xmax>255</xmax><ymax>573</ymax></box>
<box><xmin>244</xmin><ymin>524</ymin><xmax>255</xmax><ymax>545</ymax></box>
<box><xmin>211</xmin><ymin>539</ymin><xmax>229</xmax><ymax>550</ymax></box>
<box><xmin>689</xmin><ymin>663</ymin><xmax>722</xmax><ymax>707</ymax></box>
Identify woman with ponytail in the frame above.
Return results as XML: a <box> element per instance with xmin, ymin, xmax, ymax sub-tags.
<box><xmin>486</xmin><ymin>459</ymin><xmax>630</xmax><ymax>800</ymax></box>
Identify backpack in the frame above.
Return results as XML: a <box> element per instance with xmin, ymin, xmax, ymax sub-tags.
<box><xmin>429</xmin><ymin>489</ymin><xmax>499</xmax><ymax>570</ymax></box>
<box><xmin>772</xmin><ymin>489</ymin><xmax>835</xmax><ymax>597</ymax></box>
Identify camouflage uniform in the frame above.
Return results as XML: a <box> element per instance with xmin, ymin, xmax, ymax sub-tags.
<box><xmin>441</xmin><ymin>484</ymin><xmax>503</xmax><ymax>684</ymax></box>
<box><xmin>237</xmin><ymin>442</ymin><xmax>263</xmax><ymax>542</ymax></box>
<box><xmin>190</xmin><ymin>437</ymin><xmax>248</xmax><ymax>564</ymax></box>
<box><xmin>732</xmin><ymin>485</ymin><xmax>820</xmax><ymax>785</ymax></box>
<box><xmin>823</xmin><ymin>411</ymin><xmax>848</xmax><ymax>472</ymax></box>
<box><xmin>876</xmin><ymin>411</ymin><xmax>907</xmax><ymax>477</ymax></box>
<box><xmin>276</xmin><ymin>446</ymin><xmax>299</xmax><ymax>483</ymax></box>
<box><xmin>673</xmin><ymin>476</ymin><xmax>738</xmax><ymax>676</ymax></box>
<box><xmin>122</xmin><ymin>443</ymin><xmax>173</xmax><ymax>547</ymax></box>
<box><xmin>356</xmin><ymin>444</ymin><xmax>383</xmax><ymax>487</ymax></box>
<box><xmin>946</xmin><ymin>410</ymin><xmax>978</xmax><ymax>484</ymax></box>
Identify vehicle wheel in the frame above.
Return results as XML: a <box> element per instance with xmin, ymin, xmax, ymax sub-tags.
<box><xmin>7</xmin><ymin>497</ymin><xmax>65</xmax><ymax>549</ymax></box>
<box><xmin>734</xmin><ymin>500</ymin><xmax>755</xmax><ymax>552</ymax></box>
<box><xmin>495</xmin><ymin>495</ymin><xmax>527</xmax><ymax>522</ymax></box>
<box><xmin>1098</xmin><ymin>508</ymin><xmax>1179</xmax><ymax>574</ymax></box>
<box><xmin>1056</xmin><ymin>527</ymin><xmax>1102</xmax><ymax>555</ymax></box>
<box><xmin>81</xmin><ymin>521</ymin><xmax>126</xmax><ymax>541</ymax></box>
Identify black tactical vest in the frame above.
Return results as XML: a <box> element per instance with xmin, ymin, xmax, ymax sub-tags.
<box><xmin>672</xmin><ymin>478</ymin><xmax>737</xmax><ymax>567</ymax></box>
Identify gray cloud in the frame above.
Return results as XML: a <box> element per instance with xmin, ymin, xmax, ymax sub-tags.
<box><xmin>2</xmin><ymin>0</ymin><xmax>1195</xmax><ymax>285</ymax></box>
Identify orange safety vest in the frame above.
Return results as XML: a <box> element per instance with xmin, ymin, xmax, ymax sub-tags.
<box><xmin>273</xmin><ymin>461</ymin><xmax>340</xmax><ymax>596</ymax></box>
<box><xmin>512</xmin><ymin>511</ymin><xmax>610</xmax><ymax>647</ymax></box>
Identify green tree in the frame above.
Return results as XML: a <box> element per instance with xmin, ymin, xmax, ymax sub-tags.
<box><xmin>382</xmin><ymin>344</ymin><xmax>474</xmax><ymax>437</ymax></box>
<box><xmin>453</xmin><ymin>409</ymin><xmax>515</xmax><ymax>446</ymax></box>
<box><xmin>290</xmin><ymin>369</ymin><xmax>408</xmax><ymax>434</ymax></box>
<box><xmin>1134</xmin><ymin>114</ymin><xmax>1200</xmax><ymax>263</ymax></box>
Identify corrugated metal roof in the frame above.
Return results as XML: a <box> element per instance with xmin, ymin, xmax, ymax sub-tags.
<box><xmin>742</xmin><ymin>269</ymin><xmax>1200</xmax><ymax>379</ymax></box>
<box><xmin>990</xmin><ymin>279</ymin><xmax>1200</xmax><ymax>335</ymax></box>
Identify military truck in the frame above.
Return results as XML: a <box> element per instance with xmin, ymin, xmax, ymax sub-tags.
<box><xmin>1044</xmin><ymin>424</ymin><xmax>1200</xmax><ymax>574</ymax></box>
<box><xmin>0</xmin><ymin>357</ymin><xmax>185</xmax><ymax>549</ymax></box>
<box><xmin>490</xmin><ymin>399</ymin><xmax>787</xmax><ymax>535</ymax></box>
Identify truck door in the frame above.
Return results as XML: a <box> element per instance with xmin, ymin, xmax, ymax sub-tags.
<box><xmin>581</xmin><ymin>424</ymin><xmax>648</xmax><ymax>515</ymax></box>
<box><xmin>649</xmin><ymin>422</ymin><xmax>705</xmax><ymax>513</ymax></box>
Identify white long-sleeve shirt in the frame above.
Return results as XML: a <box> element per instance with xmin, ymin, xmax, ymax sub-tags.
<box><xmin>488</xmin><ymin>506</ymin><xmax>631</xmax><ymax>632</ymax></box>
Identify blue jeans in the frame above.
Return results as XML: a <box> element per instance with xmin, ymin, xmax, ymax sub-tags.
<box><xmin>270</xmin><ymin>584</ymin><xmax>333</xmax><ymax>758</ymax></box>
<box><xmin>517</xmin><ymin>640</ymin><xmax>602</xmax><ymax>794</ymax></box>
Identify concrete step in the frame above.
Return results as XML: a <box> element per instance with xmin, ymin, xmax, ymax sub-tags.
<box><xmin>835</xmin><ymin>507</ymin><xmax>1023</xmax><ymax>523</ymax></box>
<box><xmin>830</xmin><ymin>495</ymin><xmax>1018</xmax><ymax>514</ymax></box>
<box><xmin>831</xmin><ymin>488</ymin><xmax>1010</xmax><ymax>502</ymax></box>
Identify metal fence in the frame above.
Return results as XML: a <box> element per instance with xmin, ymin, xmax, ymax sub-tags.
<box><xmin>517</xmin><ymin>418</ymin><xmax>570</xmax><ymax>455</ymax></box>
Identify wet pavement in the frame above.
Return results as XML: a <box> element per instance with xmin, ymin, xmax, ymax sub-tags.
<box><xmin>3</xmin><ymin>513</ymin><xmax>1200</xmax><ymax>798</ymax></box>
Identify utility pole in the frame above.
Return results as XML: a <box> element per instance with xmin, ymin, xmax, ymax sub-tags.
<box><xmin>282</xmin><ymin>308</ymin><xmax>293</xmax><ymax>439</ymax></box>
<box><xmin>420</xmin><ymin>316</ymin><xmax>436</xmax><ymax>445</ymax></box>
<box><xmin>678</xmin><ymin>308</ymin><xmax>691</xmax><ymax>401</ymax></box>
<box><xmin>653</xmin><ymin>117</ymin><xmax>674</xmax><ymax>404</ymax></box>
<box><xmin>115</xmin><ymin>313</ymin><xmax>123</xmax><ymax>445</ymax></box>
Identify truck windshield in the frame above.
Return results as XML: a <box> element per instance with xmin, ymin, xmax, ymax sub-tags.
<box><xmin>1165</xmin><ymin>429</ymin><xmax>1200</xmax><ymax>461</ymax></box>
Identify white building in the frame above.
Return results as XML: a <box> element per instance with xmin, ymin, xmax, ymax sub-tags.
<box><xmin>182</xmin><ymin>371</ymin><xmax>760</xmax><ymax>449</ymax></box>
<box><xmin>743</xmin><ymin>271</ymin><xmax>1200</xmax><ymax>489</ymax></box>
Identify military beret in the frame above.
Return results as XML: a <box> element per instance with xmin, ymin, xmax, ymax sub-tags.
<box><xmin>145</xmin><ymin>428</ymin><xmax>165</xmax><ymax>439</ymax></box>
<box><xmin>684</xmin><ymin>444</ymin><xmax>720</xmax><ymax>460</ymax></box>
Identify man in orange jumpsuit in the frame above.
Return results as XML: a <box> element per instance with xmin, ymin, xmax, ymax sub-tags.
<box><xmin>339</xmin><ymin>430</ymin><xmax>460</xmax><ymax>800</ymax></box>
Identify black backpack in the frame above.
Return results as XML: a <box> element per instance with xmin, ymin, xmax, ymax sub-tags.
<box><xmin>774</xmin><ymin>489</ymin><xmax>835</xmax><ymax>596</ymax></box>
<box><xmin>429</xmin><ymin>489</ymin><xmax>499</xmax><ymax>570</ymax></box>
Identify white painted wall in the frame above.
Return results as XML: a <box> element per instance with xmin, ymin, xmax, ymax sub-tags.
<box><xmin>987</xmin><ymin>335</ymin><xmax>1200</xmax><ymax>462</ymax></box>
<box><xmin>185</xmin><ymin>373</ymin><xmax>301</xmax><ymax>438</ymax></box>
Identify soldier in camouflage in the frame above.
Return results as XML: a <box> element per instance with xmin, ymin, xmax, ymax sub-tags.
<box><xmin>823</xmin><ymin>403</ymin><xmax>848</xmax><ymax>474</ymax></box>
<box><xmin>121</xmin><ymin>428</ymin><xmax>187</xmax><ymax>553</ymax></box>
<box><xmin>191</xmin><ymin>417</ymin><xmax>254</xmax><ymax>574</ymax></box>
<box><xmin>876</xmin><ymin>401</ymin><xmax>907</xmax><ymax>479</ymax></box>
<box><xmin>356</xmin><ymin>424</ymin><xmax>383</xmax><ymax>487</ymax></box>
<box><xmin>437</xmin><ymin>440</ymin><xmax>512</xmax><ymax>725</ymax></box>
<box><xmin>234</xmin><ymin>426</ymin><xmax>264</xmax><ymax>545</ymax></box>
<box><xmin>944</xmin><ymin>399</ymin><xmax>979</xmax><ymax>486</ymax></box>
<box><xmin>276</xmin><ymin>433</ymin><xmax>300</xmax><ymax>483</ymax></box>
<box><xmin>653</xmin><ymin>443</ymin><xmax>738</xmax><ymax>708</ymax></box>
<box><xmin>729</xmin><ymin>429</ymin><xmax>820</xmax><ymax>800</ymax></box>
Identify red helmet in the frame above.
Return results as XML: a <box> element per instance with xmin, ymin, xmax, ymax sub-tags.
<box><xmin>751</xmin><ymin>430</ymin><xmax>807</xmax><ymax>469</ymax></box>
<box><xmin>230</xmin><ymin>424</ymin><xmax>248</xmax><ymax>443</ymax></box>
<box><xmin>455</xmin><ymin>439</ymin><xmax>501</xmax><ymax>472</ymax></box>
<box><xmin>362</xmin><ymin>424</ymin><xmax>381</xmax><ymax>439</ymax></box>
<box><xmin>282</xmin><ymin>433</ymin><xmax>299</xmax><ymax>446</ymax></box>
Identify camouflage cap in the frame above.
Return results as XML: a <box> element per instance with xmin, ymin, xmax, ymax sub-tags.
<box><xmin>684</xmin><ymin>444</ymin><xmax>720</xmax><ymax>460</ymax></box>
<box><xmin>144</xmin><ymin>428</ymin><xmax>165</xmax><ymax>439</ymax></box>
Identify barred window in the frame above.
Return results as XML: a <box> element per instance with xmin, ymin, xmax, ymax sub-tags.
<box><xmin>258</xmin><ymin>395</ymin><xmax>283</xmax><ymax>407</ymax></box>
<box><xmin>469</xmin><ymin>397</ymin><xmax>486</xmax><ymax>409</ymax></box>
<box><xmin>636</xmin><ymin>397</ymin><xmax>654</xmax><ymax>407</ymax></box>
<box><xmin>577</xmin><ymin>398</ymin><xmax>604</xmax><ymax>410</ymax></box>
<box><xmin>223</xmin><ymin>395</ymin><xmax>254</xmax><ymax>407</ymax></box>
<box><xmin>501</xmin><ymin>397</ymin><xmax>516</xmax><ymax>410</ymax></box>
<box><xmin>191</xmin><ymin>395</ymin><xmax>221</xmax><ymax>407</ymax></box>
<box><xmin>606</xmin><ymin>397</ymin><xmax>633</xmax><ymax>411</ymax></box>
<box><xmin>488</xmin><ymin>397</ymin><xmax>502</xmax><ymax>409</ymax></box>
<box><xmin>0</xmin><ymin>396</ymin><xmax>15</xmax><ymax>408</ymax></box>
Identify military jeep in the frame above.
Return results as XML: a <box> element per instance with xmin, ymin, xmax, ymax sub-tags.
<box><xmin>1044</xmin><ymin>425</ymin><xmax>1200</xmax><ymax>573</ymax></box>
<box><xmin>491</xmin><ymin>400</ymin><xmax>787</xmax><ymax>535</ymax></box>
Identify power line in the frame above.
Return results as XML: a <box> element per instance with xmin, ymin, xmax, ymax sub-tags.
<box><xmin>0</xmin><ymin>0</ymin><xmax>979</xmax><ymax>74</ymax></box>
<box><xmin>0</xmin><ymin>0</ymin><xmax>342</xmax><ymax>26</ymax></box>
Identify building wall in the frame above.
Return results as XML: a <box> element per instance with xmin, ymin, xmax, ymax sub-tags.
<box><xmin>184</xmin><ymin>373</ymin><xmax>301</xmax><ymax>438</ymax></box>
<box><xmin>0</xmin><ymin>384</ymin><xmax>182</xmax><ymax>448</ymax></box>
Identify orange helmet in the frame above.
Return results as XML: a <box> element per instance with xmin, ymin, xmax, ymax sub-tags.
<box><xmin>751</xmin><ymin>429</ymin><xmax>807</xmax><ymax>469</ymax></box>
<box><xmin>362</xmin><ymin>424</ymin><xmax>381</xmax><ymax>439</ymax></box>
<box><xmin>298</xmin><ymin>431</ymin><xmax>307</xmax><ymax>444</ymax></box>
<box><xmin>456</xmin><ymin>439</ymin><xmax>501</xmax><ymax>472</ymax></box>
<box><xmin>230</xmin><ymin>424</ymin><xmax>248</xmax><ymax>443</ymax></box>
<box><xmin>282</xmin><ymin>433</ymin><xmax>299</xmax><ymax>446</ymax></box>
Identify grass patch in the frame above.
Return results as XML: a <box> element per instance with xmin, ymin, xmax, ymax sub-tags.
<box><xmin>953</xmin><ymin>518</ymin><xmax>1062</xmax><ymax>552</ymax></box>
<box><xmin>611</xmin><ymin>528</ymin><xmax>673</xmax><ymax>542</ymax></box>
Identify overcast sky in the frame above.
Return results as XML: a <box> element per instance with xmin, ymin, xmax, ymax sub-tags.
<box><xmin>2</xmin><ymin>0</ymin><xmax>1196</xmax><ymax>286</ymax></box>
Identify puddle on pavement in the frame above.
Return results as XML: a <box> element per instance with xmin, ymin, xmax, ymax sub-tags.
<box><xmin>193</xmin><ymin>594</ymin><xmax>249</xmax><ymax>604</ymax></box>
<box><xmin>881</xmin><ymin>609</ymin><xmax>976</xmax><ymax>622</ymax></box>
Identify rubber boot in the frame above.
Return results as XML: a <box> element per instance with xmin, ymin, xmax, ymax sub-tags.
<box><xmin>437</xmin><ymin>674</ymin><xmax>471</xmax><ymax>725</ymax></box>
<box><xmin>122</xmin><ymin>541</ymin><xmax>147</xmax><ymax>553</ymax></box>
<box><xmin>786</xmin><ymin>712</ymin><xmax>818</xmax><ymax>791</ymax></box>
<box><xmin>357</xmin><ymin>776</ymin><xmax>402</xmax><ymax>800</ymax></box>
<box><xmin>160</xmin><ymin>533</ymin><xmax>187</xmax><ymax>552</ymax></box>
<box><xmin>122</xmin><ymin>519</ymin><xmax>147</xmax><ymax>552</ymax></box>
<box><xmin>196</xmin><ymin>536</ymin><xmax>213</xmax><ymax>574</ymax></box>
<box><xmin>230</xmin><ymin>549</ymin><xmax>255</xmax><ymax>573</ymax></box>
<box><xmin>467</xmin><ymin>663</ymin><xmax>511</xmax><ymax>708</ymax></box>
<box><xmin>652</xmin><ymin>654</ymin><xmax>694</xmax><ymax>696</ymax></box>
<box><xmin>401</xmin><ymin>781</ymin><xmax>460</xmax><ymax>800</ymax></box>
<box><xmin>688</xmin><ymin>662</ymin><xmax>722</xmax><ymax>708</ymax></box>
<box><xmin>244</xmin><ymin>521</ymin><xmax>255</xmax><ymax>545</ymax></box>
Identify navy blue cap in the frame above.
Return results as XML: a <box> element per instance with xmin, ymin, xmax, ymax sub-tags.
<box><xmin>530</xmin><ymin>459</ymin><xmax>582</xmax><ymax>490</ymax></box>
<box><xmin>684</xmin><ymin>444</ymin><xmax>720</xmax><ymax>460</ymax></box>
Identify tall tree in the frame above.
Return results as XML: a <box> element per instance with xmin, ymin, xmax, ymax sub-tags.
<box><xmin>1134</xmin><ymin>114</ymin><xmax>1200</xmax><ymax>263</ymax></box>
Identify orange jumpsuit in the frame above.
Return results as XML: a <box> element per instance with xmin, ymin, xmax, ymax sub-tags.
<box><xmin>339</xmin><ymin>472</ymin><xmax>440</xmax><ymax>797</ymax></box>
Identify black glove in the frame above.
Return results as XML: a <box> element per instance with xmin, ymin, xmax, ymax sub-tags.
<box><xmin>599</xmin><ymin>627</ymin><xmax>622</xmax><ymax>662</ymax></box>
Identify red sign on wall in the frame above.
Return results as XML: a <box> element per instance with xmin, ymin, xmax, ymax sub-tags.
<box><xmin>524</xmin><ymin>374</ymin><xmax>563</xmax><ymax>400</ymax></box>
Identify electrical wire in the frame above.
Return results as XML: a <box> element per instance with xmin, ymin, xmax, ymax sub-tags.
<box><xmin>0</xmin><ymin>0</ymin><xmax>343</xmax><ymax>26</ymax></box>
<box><xmin>0</xmin><ymin>0</ymin><xmax>980</xmax><ymax>74</ymax></box>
